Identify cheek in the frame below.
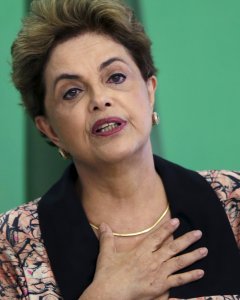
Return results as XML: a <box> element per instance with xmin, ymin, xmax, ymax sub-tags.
<box><xmin>135</xmin><ymin>88</ymin><xmax>153</xmax><ymax>116</ymax></box>
<box><xmin>130</xmin><ymin>94</ymin><xmax>152</xmax><ymax>132</ymax></box>
<box><xmin>49</xmin><ymin>109</ymin><xmax>86</xmax><ymax>141</ymax></box>
<box><xmin>139</xmin><ymin>93</ymin><xmax>153</xmax><ymax>130</ymax></box>
<box><xmin>136</xmin><ymin>82</ymin><xmax>152</xmax><ymax>106</ymax></box>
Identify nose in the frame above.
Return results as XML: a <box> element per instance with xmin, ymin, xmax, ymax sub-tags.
<box><xmin>91</xmin><ymin>101</ymin><xmax>112</xmax><ymax>111</ymax></box>
<box><xmin>88</xmin><ymin>88</ymin><xmax>112</xmax><ymax>112</ymax></box>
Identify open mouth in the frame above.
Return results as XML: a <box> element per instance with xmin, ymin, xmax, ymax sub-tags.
<box><xmin>96</xmin><ymin>122</ymin><xmax>121</xmax><ymax>133</ymax></box>
<box><xmin>92</xmin><ymin>118</ymin><xmax>127</xmax><ymax>136</ymax></box>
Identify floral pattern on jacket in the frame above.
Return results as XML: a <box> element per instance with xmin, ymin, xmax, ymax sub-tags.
<box><xmin>0</xmin><ymin>170</ymin><xmax>240</xmax><ymax>299</ymax></box>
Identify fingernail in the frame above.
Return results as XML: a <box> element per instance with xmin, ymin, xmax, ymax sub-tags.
<box><xmin>170</xmin><ymin>218</ymin><xmax>179</xmax><ymax>226</ymax></box>
<box><xmin>99</xmin><ymin>223</ymin><xmax>107</xmax><ymax>233</ymax></box>
<box><xmin>197</xmin><ymin>270</ymin><xmax>204</xmax><ymax>278</ymax></box>
<box><xmin>193</xmin><ymin>230</ymin><xmax>202</xmax><ymax>238</ymax></box>
<box><xmin>199</xmin><ymin>247</ymin><xmax>208</xmax><ymax>256</ymax></box>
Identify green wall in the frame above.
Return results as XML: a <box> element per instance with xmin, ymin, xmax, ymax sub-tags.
<box><xmin>141</xmin><ymin>0</ymin><xmax>240</xmax><ymax>169</ymax></box>
<box><xmin>1</xmin><ymin>0</ymin><xmax>239</xmax><ymax>213</ymax></box>
<box><xmin>0</xmin><ymin>1</ymin><xmax>25</xmax><ymax>212</ymax></box>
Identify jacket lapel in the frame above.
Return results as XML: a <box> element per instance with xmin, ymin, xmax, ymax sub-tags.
<box><xmin>153</xmin><ymin>156</ymin><xmax>240</xmax><ymax>297</ymax></box>
<box><xmin>38</xmin><ymin>165</ymin><xmax>99</xmax><ymax>300</ymax></box>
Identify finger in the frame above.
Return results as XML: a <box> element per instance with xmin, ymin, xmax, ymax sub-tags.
<box><xmin>155</xmin><ymin>230</ymin><xmax>203</xmax><ymax>261</ymax></box>
<box><xmin>168</xmin><ymin>269</ymin><xmax>205</xmax><ymax>288</ymax></box>
<box><xmin>141</xmin><ymin>218</ymin><xmax>180</xmax><ymax>252</ymax></box>
<box><xmin>98</xmin><ymin>223</ymin><xmax>116</xmax><ymax>256</ymax></box>
<box><xmin>154</xmin><ymin>292</ymin><xmax>169</xmax><ymax>300</ymax></box>
<box><xmin>166</xmin><ymin>247</ymin><xmax>208</xmax><ymax>274</ymax></box>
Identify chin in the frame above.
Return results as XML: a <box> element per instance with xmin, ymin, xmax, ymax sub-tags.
<box><xmin>96</xmin><ymin>141</ymin><xmax>150</xmax><ymax>165</ymax></box>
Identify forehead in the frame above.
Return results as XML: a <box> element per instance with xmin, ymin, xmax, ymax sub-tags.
<box><xmin>45</xmin><ymin>32</ymin><xmax>135</xmax><ymax>73</ymax></box>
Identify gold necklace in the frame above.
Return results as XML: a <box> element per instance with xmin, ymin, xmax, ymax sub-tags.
<box><xmin>89</xmin><ymin>204</ymin><xmax>169</xmax><ymax>237</ymax></box>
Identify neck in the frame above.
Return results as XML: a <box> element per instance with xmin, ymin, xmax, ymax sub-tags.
<box><xmin>74</xmin><ymin>144</ymin><xmax>168</xmax><ymax>233</ymax></box>
<box><xmin>75</xmin><ymin>144</ymin><xmax>157</xmax><ymax>202</ymax></box>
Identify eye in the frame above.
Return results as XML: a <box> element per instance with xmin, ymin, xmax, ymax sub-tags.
<box><xmin>63</xmin><ymin>88</ymin><xmax>83</xmax><ymax>100</ymax></box>
<box><xmin>107</xmin><ymin>73</ymin><xmax>126</xmax><ymax>84</ymax></box>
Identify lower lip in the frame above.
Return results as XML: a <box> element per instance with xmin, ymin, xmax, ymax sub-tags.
<box><xmin>94</xmin><ymin>122</ymin><xmax>127</xmax><ymax>137</ymax></box>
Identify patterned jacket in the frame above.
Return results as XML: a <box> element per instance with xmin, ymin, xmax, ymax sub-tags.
<box><xmin>0</xmin><ymin>156</ymin><xmax>240</xmax><ymax>299</ymax></box>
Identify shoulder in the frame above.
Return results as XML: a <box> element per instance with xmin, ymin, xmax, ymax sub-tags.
<box><xmin>0</xmin><ymin>200</ymin><xmax>62</xmax><ymax>298</ymax></box>
<box><xmin>198</xmin><ymin>170</ymin><xmax>240</xmax><ymax>248</ymax></box>
<box><xmin>198</xmin><ymin>170</ymin><xmax>240</xmax><ymax>201</ymax></box>
<box><xmin>0</xmin><ymin>200</ymin><xmax>41</xmax><ymax>298</ymax></box>
<box><xmin>0</xmin><ymin>199</ymin><xmax>41</xmax><ymax>248</ymax></box>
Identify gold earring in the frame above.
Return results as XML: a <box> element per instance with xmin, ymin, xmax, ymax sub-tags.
<box><xmin>152</xmin><ymin>112</ymin><xmax>160</xmax><ymax>125</ymax></box>
<box><xmin>58</xmin><ymin>148</ymin><xmax>70</xmax><ymax>159</ymax></box>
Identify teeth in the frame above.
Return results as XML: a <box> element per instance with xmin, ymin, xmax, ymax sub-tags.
<box><xmin>97</xmin><ymin>122</ymin><xmax>119</xmax><ymax>133</ymax></box>
<box><xmin>98</xmin><ymin>122</ymin><xmax>115</xmax><ymax>130</ymax></box>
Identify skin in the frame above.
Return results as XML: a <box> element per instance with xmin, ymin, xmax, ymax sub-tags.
<box><xmin>35</xmin><ymin>33</ymin><xmax>208</xmax><ymax>299</ymax></box>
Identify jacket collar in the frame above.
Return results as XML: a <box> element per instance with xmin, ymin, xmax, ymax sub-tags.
<box><xmin>38</xmin><ymin>156</ymin><xmax>240</xmax><ymax>299</ymax></box>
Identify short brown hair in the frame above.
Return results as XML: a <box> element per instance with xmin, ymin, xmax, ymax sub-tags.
<box><xmin>11</xmin><ymin>0</ymin><xmax>157</xmax><ymax>119</ymax></box>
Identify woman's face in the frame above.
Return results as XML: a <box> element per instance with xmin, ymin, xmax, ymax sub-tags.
<box><xmin>36</xmin><ymin>33</ymin><xmax>157</xmax><ymax>166</ymax></box>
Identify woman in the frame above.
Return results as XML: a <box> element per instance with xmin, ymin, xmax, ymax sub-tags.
<box><xmin>0</xmin><ymin>0</ymin><xmax>239</xmax><ymax>299</ymax></box>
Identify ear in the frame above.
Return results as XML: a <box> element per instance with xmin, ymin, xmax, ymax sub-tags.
<box><xmin>146</xmin><ymin>76</ymin><xmax>157</xmax><ymax>109</ymax></box>
<box><xmin>35</xmin><ymin>116</ymin><xmax>61</xmax><ymax>147</ymax></box>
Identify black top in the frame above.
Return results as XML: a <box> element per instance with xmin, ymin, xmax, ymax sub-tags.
<box><xmin>38</xmin><ymin>156</ymin><xmax>240</xmax><ymax>300</ymax></box>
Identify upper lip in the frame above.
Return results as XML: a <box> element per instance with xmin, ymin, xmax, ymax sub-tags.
<box><xmin>91</xmin><ymin>117</ymin><xmax>126</xmax><ymax>134</ymax></box>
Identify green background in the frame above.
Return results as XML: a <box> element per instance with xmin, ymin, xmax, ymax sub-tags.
<box><xmin>1</xmin><ymin>0</ymin><xmax>239</xmax><ymax>212</ymax></box>
<box><xmin>0</xmin><ymin>1</ymin><xmax>25</xmax><ymax>212</ymax></box>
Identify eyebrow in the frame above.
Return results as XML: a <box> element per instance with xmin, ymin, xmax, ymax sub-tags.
<box><xmin>99</xmin><ymin>57</ymin><xmax>128</xmax><ymax>71</ymax></box>
<box><xmin>53</xmin><ymin>57</ymin><xmax>128</xmax><ymax>89</ymax></box>
<box><xmin>53</xmin><ymin>74</ymin><xmax>82</xmax><ymax>90</ymax></box>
